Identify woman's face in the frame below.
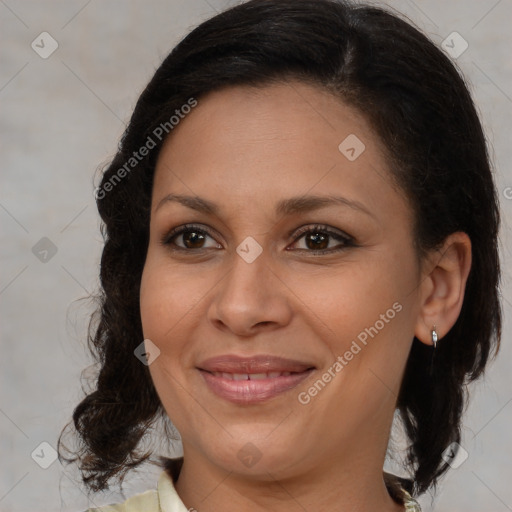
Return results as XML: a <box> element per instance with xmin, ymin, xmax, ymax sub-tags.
<box><xmin>140</xmin><ymin>81</ymin><xmax>426</xmax><ymax>479</ymax></box>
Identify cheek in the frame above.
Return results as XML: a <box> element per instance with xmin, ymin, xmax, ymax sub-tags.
<box><xmin>139</xmin><ymin>260</ymin><xmax>200</xmax><ymax>425</ymax></box>
<box><xmin>139</xmin><ymin>257</ymin><xmax>203</xmax><ymax>343</ymax></box>
<box><xmin>287</xmin><ymin>250</ymin><xmax>417</xmax><ymax>394</ymax></box>
<box><xmin>292</xmin><ymin>262</ymin><xmax>409</xmax><ymax>341</ymax></box>
<box><xmin>140</xmin><ymin>263</ymin><xmax>170</xmax><ymax>342</ymax></box>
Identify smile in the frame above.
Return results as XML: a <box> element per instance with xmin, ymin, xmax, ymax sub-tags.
<box><xmin>198</xmin><ymin>369</ymin><xmax>314</xmax><ymax>404</ymax></box>
<box><xmin>210</xmin><ymin>371</ymin><xmax>294</xmax><ymax>380</ymax></box>
<box><xmin>196</xmin><ymin>354</ymin><xmax>316</xmax><ymax>404</ymax></box>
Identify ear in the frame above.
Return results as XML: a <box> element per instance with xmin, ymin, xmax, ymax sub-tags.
<box><xmin>414</xmin><ymin>232</ymin><xmax>472</xmax><ymax>346</ymax></box>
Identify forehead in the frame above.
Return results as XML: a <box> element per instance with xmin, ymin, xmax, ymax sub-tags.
<box><xmin>152</xmin><ymin>80</ymin><xmax>410</xmax><ymax>223</ymax></box>
<box><xmin>159</xmin><ymin>80</ymin><xmax>377</xmax><ymax>156</ymax></box>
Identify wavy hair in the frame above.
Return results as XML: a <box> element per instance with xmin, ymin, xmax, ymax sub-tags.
<box><xmin>58</xmin><ymin>0</ymin><xmax>502</xmax><ymax>499</ymax></box>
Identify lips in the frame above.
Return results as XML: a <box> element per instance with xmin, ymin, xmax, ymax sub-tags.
<box><xmin>209</xmin><ymin>371</ymin><xmax>294</xmax><ymax>380</ymax></box>
<box><xmin>197</xmin><ymin>355</ymin><xmax>315</xmax><ymax>404</ymax></box>
<box><xmin>197</xmin><ymin>354</ymin><xmax>314</xmax><ymax>374</ymax></box>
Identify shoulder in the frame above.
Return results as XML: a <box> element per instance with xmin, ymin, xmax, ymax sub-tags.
<box><xmin>402</xmin><ymin>489</ymin><xmax>422</xmax><ymax>512</ymax></box>
<box><xmin>83</xmin><ymin>469</ymin><xmax>187</xmax><ymax>512</ymax></box>
<box><xmin>83</xmin><ymin>488</ymin><xmax>159</xmax><ymax>512</ymax></box>
<box><xmin>383</xmin><ymin>472</ymin><xmax>422</xmax><ymax>512</ymax></box>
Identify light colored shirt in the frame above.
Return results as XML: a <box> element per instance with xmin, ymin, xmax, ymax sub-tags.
<box><xmin>85</xmin><ymin>471</ymin><xmax>189</xmax><ymax>512</ymax></box>
<box><xmin>85</xmin><ymin>470</ymin><xmax>422</xmax><ymax>512</ymax></box>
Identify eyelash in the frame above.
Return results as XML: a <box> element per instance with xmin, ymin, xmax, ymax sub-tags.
<box><xmin>291</xmin><ymin>224</ymin><xmax>355</xmax><ymax>253</ymax></box>
<box><xmin>160</xmin><ymin>223</ymin><xmax>355</xmax><ymax>255</ymax></box>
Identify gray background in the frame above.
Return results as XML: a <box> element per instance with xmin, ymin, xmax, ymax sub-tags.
<box><xmin>1</xmin><ymin>0</ymin><xmax>511</xmax><ymax>511</ymax></box>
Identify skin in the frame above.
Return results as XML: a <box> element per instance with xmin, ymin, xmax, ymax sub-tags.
<box><xmin>139</xmin><ymin>80</ymin><xmax>471</xmax><ymax>512</ymax></box>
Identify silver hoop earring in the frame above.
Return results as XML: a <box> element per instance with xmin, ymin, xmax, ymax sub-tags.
<box><xmin>431</xmin><ymin>325</ymin><xmax>438</xmax><ymax>349</ymax></box>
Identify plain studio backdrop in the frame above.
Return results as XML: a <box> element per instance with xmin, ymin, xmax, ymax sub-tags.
<box><xmin>1</xmin><ymin>1</ymin><xmax>511</xmax><ymax>511</ymax></box>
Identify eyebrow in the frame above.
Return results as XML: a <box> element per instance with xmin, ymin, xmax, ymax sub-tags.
<box><xmin>155</xmin><ymin>193</ymin><xmax>374</xmax><ymax>218</ymax></box>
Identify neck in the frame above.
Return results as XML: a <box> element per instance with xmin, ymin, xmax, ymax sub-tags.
<box><xmin>173</xmin><ymin>446</ymin><xmax>405</xmax><ymax>512</ymax></box>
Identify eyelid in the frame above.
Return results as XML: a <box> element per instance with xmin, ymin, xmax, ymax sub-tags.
<box><xmin>161</xmin><ymin>222</ymin><xmax>355</xmax><ymax>253</ymax></box>
<box><xmin>160</xmin><ymin>223</ymin><xmax>222</xmax><ymax>249</ymax></box>
<box><xmin>288</xmin><ymin>223</ymin><xmax>355</xmax><ymax>252</ymax></box>
<box><xmin>291</xmin><ymin>223</ymin><xmax>353</xmax><ymax>242</ymax></box>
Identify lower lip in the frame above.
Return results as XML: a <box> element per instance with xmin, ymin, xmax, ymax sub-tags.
<box><xmin>198</xmin><ymin>369</ymin><xmax>314</xmax><ymax>404</ymax></box>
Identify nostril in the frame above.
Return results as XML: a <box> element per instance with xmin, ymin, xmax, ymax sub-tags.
<box><xmin>256</xmin><ymin>321</ymin><xmax>272</xmax><ymax>327</ymax></box>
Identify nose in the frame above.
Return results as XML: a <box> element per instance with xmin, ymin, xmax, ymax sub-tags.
<box><xmin>207</xmin><ymin>248</ymin><xmax>293</xmax><ymax>337</ymax></box>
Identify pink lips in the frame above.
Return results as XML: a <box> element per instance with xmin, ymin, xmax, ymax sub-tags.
<box><xmin>197</xmin><ymin>355</ymin><xmax>315</xmax><ymax>404</ymax></box>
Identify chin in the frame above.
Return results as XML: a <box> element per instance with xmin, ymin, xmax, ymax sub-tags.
<box><xmin>193</xmin><ymin>430</ymin><xmax>305</xmax><ymax>479</ymax></box>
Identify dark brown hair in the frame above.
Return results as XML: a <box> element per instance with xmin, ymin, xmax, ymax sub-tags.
<box><xmin>59</xmin><ymin>0</ymin><xmax>502</xmax><ymax>499</ymax></box>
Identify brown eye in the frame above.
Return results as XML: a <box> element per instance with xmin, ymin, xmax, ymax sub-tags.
<box><xmin>162</xmin><ymin>224</ymin><xmax>222</xmax><ymax>251</ymax></box>
<box><xmin>290</xmin><ymin>224</ymin><xmax>354</xmax><ymax>254</ymax></box>
<box><xmin>181</xmin><ymin>230</ymin><xmax>207</xmax><ymax>249</ymax></box>
<box><xmin>304</xmin><ymin>232</ymin><xmax>329</xmax><ymax>250</ymax></box>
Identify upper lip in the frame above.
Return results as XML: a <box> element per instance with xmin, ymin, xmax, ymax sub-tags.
<box><xmin>197</xmin><ymin>355</ymin><xmax>315</xmax><ymax>374</ymax></box>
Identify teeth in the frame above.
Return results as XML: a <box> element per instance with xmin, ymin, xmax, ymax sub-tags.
<box><xmin>211</xmin><ymin>371</ymin><xmax>296</xmax><ymax>380</ymax></box>
<box><xmin>249</xmin><ymin>373</ymin><xmax>268</xmax><ymax>380</ymax></box>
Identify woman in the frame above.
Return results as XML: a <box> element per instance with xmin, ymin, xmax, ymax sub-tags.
<box><xmin>59</xmin><ymin>1</ymin><xmax>502</xmax><ymax>510</ymax></box>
